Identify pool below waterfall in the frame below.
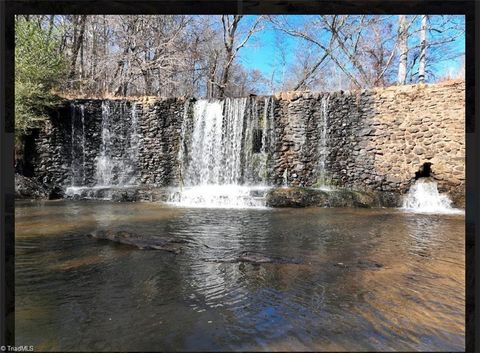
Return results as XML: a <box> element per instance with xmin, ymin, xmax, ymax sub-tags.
<box><xmin>16</xmin><ymin>200</ymin><xmax>464</xmax><ymax>351</ymax></box>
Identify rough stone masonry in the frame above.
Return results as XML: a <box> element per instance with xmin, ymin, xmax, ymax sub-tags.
<box><xmin>19</xmin><ymin>80</ymin><xmax>465</xmax><ymax>201</ymax></box>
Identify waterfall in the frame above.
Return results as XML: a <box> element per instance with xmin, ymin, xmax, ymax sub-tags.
<box><xmin>80</xmin><ymin>104</ymin><xmax>86</xmax><ymax>185</ymax></box>
<box><xmin>95</xmin><ymin>101</ymin><xmax>140</xmax><ymax>187</ymax></box>
<box><xmin>259</xmin><ymin>97</ymin><xmax>276</xmax><ymax>184</ymax></box>
<box><xmin>66</xmin><ymin>101</ymin><xmax>140</xmax><ymax>198</ymax></box>
<box><xmin>315</xmin><ymin>95</ymin><xmax>331</xmax><ymax>190</ymax></box>
<box><xmin>402</xmin><ymin>178</ymin><xmax>462</xmax><ymax>214</ymax></box>
<box><xmin>282</xmin><ymin>168</ymin><xmax>289</xmax><ymax>188</ymax></box>
<box><xmin>168</xmin><ymin>97</ymin><xmax>273</xmax><ymax>208</ymax></box>
<box><xmin>70</xmin><ymin>104</ymin><xmax>75</xmax><ymax>186</ymax></box>
<box><xmin>95</xmin><ymin>101</ymin><xmax>115</xmax><ymax>186</ymax></box>
<box><xmin>70</xmin><ymin>103</ymin><xmax>87</xmax><ymax>187</ymax></box>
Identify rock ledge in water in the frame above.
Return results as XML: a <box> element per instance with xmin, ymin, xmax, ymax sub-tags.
<box><xmin>206</xmin><ymin>251</ymin><xmax>300</xmax><ymax>264</ymax></box>
<box><xmin>265</xmin><ymin>187</ymin><xmax>401</xmax><ymax>208</ymax></box>
<box><xmin>334</xmin><ymin>259</ymin><xmax>384</xmax><ymax>270</ymax></box>
<box><xmin>15</xmin><ymin>174</ymin><xmax>49</xmax><ymax>199</ymax></box>
<box><xmin>89</xmin><ymin>230</ymin><xmax>187</xmax><ymax>253</ymax></box>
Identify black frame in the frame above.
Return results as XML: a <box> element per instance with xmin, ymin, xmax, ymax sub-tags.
<box><xmin>1</xmin><ymin>1</ymin><xmax>478</xmax><ymax>352</ymax></box>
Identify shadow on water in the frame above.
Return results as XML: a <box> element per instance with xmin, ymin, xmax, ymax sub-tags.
<box><xmin>15</xmin><ymin>201</ymin><xmax>465</xmax><ymax>352</ymax></box>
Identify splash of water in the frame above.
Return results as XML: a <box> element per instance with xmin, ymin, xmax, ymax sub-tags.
<box><xmin>168</xmin><ymin>185</ymin><xmax>269</xmax><ymax>209</ymax></box>
<box><xmin>402</xmin><ymin>178</ymin><xmax>462</xmax><ymax>214</ymax></box>
<box><xmin>169</xmin><ymin>98</ymin><xmax>273</xmax><ymax>208</ymax></box>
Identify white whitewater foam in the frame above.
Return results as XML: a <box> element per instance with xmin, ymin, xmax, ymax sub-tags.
<box><xmin>402</xmin><ymin>179</ymin><xmax>463</xmax><ymax>214</ymax></box>
<box><xmin>167</xmin><ymin>185</ymin><xmax>270</xmax><ymax>209</ymax></box>
<box><xmin>171</xmin><ymin>98</ymin><xmax>274</xmax><ymax>208</ymax></box>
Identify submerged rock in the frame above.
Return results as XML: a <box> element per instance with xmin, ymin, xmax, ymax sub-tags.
<box><xmin>333</xmin><ymin>259</ymin><xmax>384</xmax><ymax>270</ymax></box>
<box><xmin>265</xmin><ymin>187</ymin><xmax>401</xmax><ymax>208</ymax></box>
<box><xmin>265</xmin><ymin>187</ymin><xmax>328</xmax><ymax>207</ymax></box>
<box><xmin>89</xmin><ymin>230</ymin><xmax>187</xmax><ymax>253</ymax></box>
<box><xmin>206</xmin><ymin>251</ymin><xmax>301</xmax><ymax>264</ymax></box>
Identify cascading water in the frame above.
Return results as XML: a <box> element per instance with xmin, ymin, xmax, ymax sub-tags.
<box><xmin>80</xmin><ymin>105</ymin><xmax>86</xmax><ymax>185</ymax></box>
<box><xmin>402</xmin><ymin>178</ymin><xmax>462</xmax><ymax>214</ymax></box>
<box><xmin>70</xmin><ymin>103</ymin><xmax>87</xmax><ymax>187</ymax></box>
<box><xmin>260</xmin><ymin>97</ymin><xmax>276</xmax><ymax>182</ymax></box>
<box><xmin>95</xmin><ymin>100</ymin><xmax>140</xmax><ymax>187</ymax></box>
<box><xmin>168</xmin><ymin>97</ymin><xmax>273</xmax><ymax>208</ymax></box>
<box><xmin>315</xmin><ymin>95</ymin><xmax>332</xmax><ymax>191</ymax></box>
<box><xmin>95</xmin><ymin>101</ymin><xmax>115</xmax><ymax>186</ymax></box>
<box><xmin>66</xmin><ymin>101</ymin><xmax>141</xmax><ymax>199</ymax></box>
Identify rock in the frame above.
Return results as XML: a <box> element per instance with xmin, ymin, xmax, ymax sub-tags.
<box><xmin>110</xmin><ymin>189</ymin><xmax>140</xmax><ymax>202</ymax></box>
<box><xmin>206</xmin><ymin>251</ymin><xmax>300</xmax><ymax>264</ymax></box>
<box><xmin>413</xmin><ymin>147</ymin><xmax>425</xmax><ymax>155</ymax></box>
<box><xmin>448</xmin><ymin>185</ymin><xmax>465</xmax><ymax>208</ymax></box>
<box><xmin>373</xmin><ymin>191</ymin><xmax>402</xmax><ymax>207</ymax></box>
<box><xmin>15</xmin><ymin>174</ymin><xmax>49</xmax><ymax>199</ymax></box>
<box><xmin>48</xmin><ymin>185</ymin><xmax>65</xmax><ymax>200</ymax></box>
<box><xmin>333</xmin><ymin>259</ymin><xmax>384</xmax><ymax>270</ymax></box>
<box><xmin>265</xmin><ymin>187</ymin><xmax>401</xmax><ymax>208</ymax></box>
<box><xmin>89</xmin><ymin>230</ymin><xmax>187</xmax><ymax>253</ymax></box>
<box><xmin>265</xmin><ymin>187</ymin><xmax>328</xmax><ymax>207</ymax></box>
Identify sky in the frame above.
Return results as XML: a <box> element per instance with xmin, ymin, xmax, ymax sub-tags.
<box><xmin>235</xmin><ymin>15</ymin><xmax>465</xmax><ymax>89</ymax></box>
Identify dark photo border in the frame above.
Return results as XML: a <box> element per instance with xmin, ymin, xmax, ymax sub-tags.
<box><xmin>1</xmin><ymin>1</ymin><xmax>478</xmax><ymax>352</ymax></box>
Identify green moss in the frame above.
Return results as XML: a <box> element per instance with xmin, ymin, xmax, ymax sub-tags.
<box><xmin>312</xmin><ymin>176</ymin><xmax>339</xmax><ymax>188</ymax></box>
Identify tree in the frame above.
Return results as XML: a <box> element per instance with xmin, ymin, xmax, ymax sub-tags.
<box><xmin>269</xmin><ymin>15</ymin><xmax>399</xmax><ymax>90</ymax></box>
<box><xmin>68</xmin><ymin>15</ymin><xmax>87</xmax><ymax>83</ymax></box>
<box><xmin>418</xmin><ymin>15</ymin><xmax>427</xmax><ymax>84</ymax></box>
<box><xmin>397</xmin><ymin>15</ymin><xmax>408</xmax><ymax>85</ymax></box>
<box><xmin>217</xmin><ymin>15</ymin><xmax>263</xmax><ymax>97</ymax></box>
<box><xmin>15</xmin><ymin>17</ymin><xmax>67</xmax><ymax>135</ymax></box>
<box><xmin>16</xmin><ymin>15</ymin><xmax>464</xmax><ymax>99</ymax></box>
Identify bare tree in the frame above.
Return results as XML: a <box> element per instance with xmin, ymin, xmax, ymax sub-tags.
<box><xmin>217</xmin><ymin>15</ymin><xmax>263</xmax><ymax>97</ymax></box>
<box><xmin>68</xmin><ymin>15</ymin><xmax>87</xmax><ymax>82</ymax></box>
<box><xmin>397</xmin><ymin>15</ymin><xmax>408</xmax><ymax>85</ymax></box>
<box><xmin>418</xmin><ymin>15</ymin><xmax>427</xmax><ymax>84</ymax></box>
<box><xmin>23</xmin><ymin>15</ymin><xmax>464</xmax><ymax>97</ymax></box>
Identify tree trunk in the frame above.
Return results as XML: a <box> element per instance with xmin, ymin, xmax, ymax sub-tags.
<box><xmin>397</xmin><ymin>15</ymin><xmax>408</xmax><ymax>85</ymax></box>
<box><xmin>69</xmin><ymin>15</ymin><xmax>87</xmax><ymax>82</ymax></box>
<box><xmin>218</xmin><ymin>51</ymin><xmax>233</xmax><ymax>98</ymax></box>
<box><xmin>418</xmin><ymin>15</ymin><xmax>427</xmax><ymax>84</ymax></box>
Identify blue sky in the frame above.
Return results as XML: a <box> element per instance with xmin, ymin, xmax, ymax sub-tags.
<box><xmin>235</xmin><ymin>15</ymin><xmax>465</xmax><ymax>87</ymax></box>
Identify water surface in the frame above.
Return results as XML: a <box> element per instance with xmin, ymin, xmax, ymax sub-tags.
<box><xmin>15</xmin><ymin>200</ymin><xmax>464</xmax><ymax>351</ymax></box>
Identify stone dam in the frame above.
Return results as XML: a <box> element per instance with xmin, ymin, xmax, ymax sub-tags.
<box><xmin>17</xmin><ymin>80</ymin><xmax>465</xmax><ymax>208</ymax></box>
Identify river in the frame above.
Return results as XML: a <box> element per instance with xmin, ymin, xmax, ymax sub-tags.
<box><xmin>15</xmin><ymin>200</ymin><xmax>464</xmax><ymax>351</ymax></box>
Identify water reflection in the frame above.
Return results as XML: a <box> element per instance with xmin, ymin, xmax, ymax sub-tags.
<box><xmin>15</xmin><ymin>201</ymin><xmax>465</xmax><ymax>351</ymax></box>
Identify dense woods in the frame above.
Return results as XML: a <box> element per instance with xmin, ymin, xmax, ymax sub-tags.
<box><xmin>15</xmin><ymin>14</ymin><xmax>464</xmax><ymax>134</ymax></box>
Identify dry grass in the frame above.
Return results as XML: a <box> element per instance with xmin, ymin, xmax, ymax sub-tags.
<box><xmin>54</xmin><ymin>79</ymin><xmax>465</xmax><ymax>102</ymax></box>
<box><xmin>54</xmin><ymin>90</ymin><xmax>189</xmax><ymax>104</ymax></box>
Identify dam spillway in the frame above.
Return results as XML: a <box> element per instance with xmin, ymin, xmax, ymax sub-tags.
<box><xmin>22</xmin><ymin>80</ymin><xmax>465</xmax><ymax>208</ymax></box>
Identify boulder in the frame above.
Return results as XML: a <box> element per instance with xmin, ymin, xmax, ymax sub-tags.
<box><xmin>265</xmin><ymin>187</ymin><xmax>328</xmax><ymax>207</ymax></box>
<box><xmin>205</xmin><ymin>251</ymin><xmax>301</xmax><ymax>264</ymax></box>
<box><xmin>448</xmin><ymin>185</ymin><xmax>465</xmax><ymax>208</ymax></box>
<box><xmin>15</xmin><ymin>174</ymin><xmax>49</xmax><ymax>199</ymax></box>
<box><xmin>89</xmin><ymin>230</ymin><xmax>187</xmax><ymax>253</ymax></box>
<box><xmin>334</xmin><ymin>259</ymin><xmax>384</xmax><ymax>270</ymax></box>
<box><xmin>110</xmin><ymin>189</ymin><xmax>140</xmax><ymax>202</ymax></box>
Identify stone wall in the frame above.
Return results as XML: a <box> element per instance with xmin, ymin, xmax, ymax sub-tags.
<box><xmin>25</xmin><ymin>80</ymin><xmax>465</xmax><ymax>197</ymax></box>
<box><xmin>273</xmin><ymin>80</ymin><xmax>465</xmax><ymax>195</ymax></box>
<box><xmin>137</xmin><ymin>98</ymin><xmax>187</xmax><ymax>186</ymax></box>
